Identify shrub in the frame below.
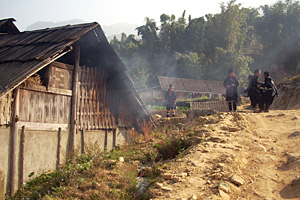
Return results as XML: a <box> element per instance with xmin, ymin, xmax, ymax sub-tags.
<box><xmin>156</xmin><ymin>133</ymin><xmax>191</xmax><ymax>160</ymax></box>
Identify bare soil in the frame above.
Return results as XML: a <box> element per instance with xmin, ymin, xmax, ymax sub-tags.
<box><xmin>150</xmin><ymin>108</ymin><xmax>300</xmax><ymax>200</ymax></box>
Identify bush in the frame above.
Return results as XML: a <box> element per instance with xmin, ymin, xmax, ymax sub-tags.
<box><xmin>156</xmin><ymin>133</ymin><xmax>191</xmax><ymax>160</ymax></box>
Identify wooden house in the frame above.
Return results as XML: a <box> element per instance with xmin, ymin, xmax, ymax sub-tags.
<box><xmin>0</xmin><ymin>18</ymin><xmax>151</xmax><ymax>195</ymax></box>
<box><xmin>139</xmin><ymin>76</ymin><xmax>226</xmax><ymax>100</ymax></box>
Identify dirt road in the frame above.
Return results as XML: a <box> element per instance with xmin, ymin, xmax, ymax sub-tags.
<box><xmin>152</xmin><ymin>109</ymin><xmax>300</xmax><ymax>200</ymax></box>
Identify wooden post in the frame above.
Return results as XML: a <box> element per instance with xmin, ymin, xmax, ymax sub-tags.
<box><xmin>113</xmin><ymin>129</ymin><xmax>117</xmax><ymax>148</ymax></box>
<box><xmin>18</xmin><ymin>126</ymin><xmax>25</xmax><ymax>188</ymax></box>
<box><xmin>104</xmin><ymin>130</ymin><xmax>108</xmax><ymax>152</ymax></box>
<box><xmin>9</xmin><ymin>87</ymin><xmax>19</xmax><ymax>196</ymax></box>
<box><xmin>81</xmin><ymin>129</ymin><xmax>85</xmax><ymax>154</ymax></box>
<box><xmin>69</xmin><ymin>45</ymin><xmax>80</xmax><ymax>159</ymax></box>
<box><xmin>57</xmin><ymin>127</ymin><xmax>61</xmax><ymax>169</ymax></box>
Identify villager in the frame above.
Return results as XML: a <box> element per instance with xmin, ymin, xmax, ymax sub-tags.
<box><xmin>223</xmin><ymin>68</ymin><xmax>239</xmax><ymax>112</ymax></box>
<box><xmin>259</xmin><ymin>71</ymin><xmax>278</xmax><ymax>112</ymax></box>
<box><xmin>165</xmin><ymin>84</ymin><xmax>177</xmax><ymax>117</ymax></box>
<box><xmin>245</xmin><ymin>69</ymin><xmax>262</xmax><ymax>112</ymax></box>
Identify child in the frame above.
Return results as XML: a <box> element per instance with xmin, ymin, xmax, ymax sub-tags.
<box><xmin>165</xmin><ymin>84</ymin><xmax>177</xmax><ymax>117</ymax></box>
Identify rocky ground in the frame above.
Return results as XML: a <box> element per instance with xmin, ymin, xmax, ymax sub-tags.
<box><xmin>148</xmin><ymin>108</ymin><xmax>300</xmax><ymax>200</ymax></box>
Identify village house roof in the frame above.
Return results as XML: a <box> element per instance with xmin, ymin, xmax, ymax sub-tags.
<box><xmin>0</xmin><ymin>19</ymin><xmax>151</xmax><ymax>121</ymax></box>
<box><xmin>0</xmin><ymin>22</ymin><xmax>100</xmax><ymax>97</ymax></box>
<box><xmin>157</xmin><ymin>76</ymin><xmax>225</xmax><ymax>94</ymax></box>
<box><xmin>0</xmin><ymin>18</ymin><xmax>20</xmax><ymax>33</ymax></box>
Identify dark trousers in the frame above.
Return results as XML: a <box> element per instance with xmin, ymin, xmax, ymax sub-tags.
<box><xmin>248</xmin><ymin>88</ymin><xmax>261</xmax><ymax>108</ymax></box>
<box><xmin>228</xmin><ymin>101</ymin><xmax>237</xmax><ymax>111</ymax></box>
<box><xmin>260</xmin><ymin>90</ymin><xmax>275</xmax><ymax>111</ymax></box>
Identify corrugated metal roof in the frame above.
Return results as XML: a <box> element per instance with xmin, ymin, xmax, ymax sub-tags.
<box><xmin>157</xmin><ymin>76</ymin><xmax>225</xmax><ymax>94</ymax></box>
<box><xmin>0</xmin><ymin>22</ymin><xmax>99</xmax><ymax>98</ymax></box>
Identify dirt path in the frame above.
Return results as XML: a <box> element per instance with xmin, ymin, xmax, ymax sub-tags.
<box><xmin>151</xmin><ymin>109</ymin><xmax>300</xmax><ymax>200</ymax></box>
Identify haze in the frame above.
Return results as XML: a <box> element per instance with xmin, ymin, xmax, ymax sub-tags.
<box><xmin>1</xmin><ymin>0</ymin><xmax>277</xmax><ymax>31</ymax></box>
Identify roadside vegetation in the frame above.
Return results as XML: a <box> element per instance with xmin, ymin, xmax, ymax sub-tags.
<box><xmin>8</xmin><ymin>119</ymin><xmax>200</xmax><ymax>200</ymax></box>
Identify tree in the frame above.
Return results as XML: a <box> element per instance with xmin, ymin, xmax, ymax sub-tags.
<box><xmin>175</xmin><ymin>52</ymin><xmax>206</xmax><ymax>79</ymax></box>
<box><xmin>110</xmin><ymin>0</ymin><xmax>300</xmax><ymax>89</ymax></box>
<box><xmin>256</xmin><ymin>0</ymin><xmax>300</xmax><ymax>75</ymax></box>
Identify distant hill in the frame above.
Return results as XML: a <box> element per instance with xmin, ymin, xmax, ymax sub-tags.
<box><xmin>25</xmin><ymin>19</ymin><xmax>86</xmax><ymax>31</ymax></box>
<box><xmin>102</xmin><ymin>23</ymin><xmax>138</xmax><ymax>41</ymax></box>
<box><xmin>26</xmin><ymin>20</ymin><xmax>138</xmax><ymax>42</ymax></box>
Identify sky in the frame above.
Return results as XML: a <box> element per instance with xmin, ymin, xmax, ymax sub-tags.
<box><xmin>1</xmin><ymin>0</ymin><xmax>278</xmax><ymax>31</ymax></box>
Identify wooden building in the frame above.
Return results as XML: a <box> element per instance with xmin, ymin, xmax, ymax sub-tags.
<box><xmin>0</xmin><ymin>18</ymin><xmax>151</xmax><ymax>195</ymax></box>
<box><xmin>139</xmin><ymin>76</ymin><xmax>226</xmax><ymax>100</ymax></box>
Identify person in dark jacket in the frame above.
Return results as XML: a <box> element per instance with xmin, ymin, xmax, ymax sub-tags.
<box><xmin>165</xmin><ymin>84</ymin><xmax>177</xmax><ymax>117</ymax></box>
<box><xmin>259</xmin><ymin>71</ymin><xmax>278</xmax><ymax>112</ymax></box>
<box><xmin>245</xmin><ymin>69</ymin><xmax>262</xmax><ymax>112</ymax></box>
<box><xmin>223</xmin><ymin>68</ymin><xmax>239</xmax><ymax>112</ymax></box>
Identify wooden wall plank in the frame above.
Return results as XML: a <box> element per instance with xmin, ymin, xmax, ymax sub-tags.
<box><xmin>92</xmin><ymin>67</ymin><xmax>96</xmax><ymax>130</ymax></box>
<box><xmin>83</xmin><ymin>66</ymin><xmax>88</xmax><ymax>130</ymax></box>
<box><xmin>86</xmin><ymin>66</ymin><xmax>90</xmax><ymax>130</ymax></box>
<box><xmin>28</xmin><ymin>91</ymin><xmax>35</xmax><ymax>122</ymax></box>
<box><xmin>37</xmin><ymin>92</ymin><xmax>43</xmax><ymax>123</ymax></box>
<box><xmin>21</xmin><ymin>85</ymin><xmax>72</xmax><ymax>96</ymax></box>
<box><xmin>89</xmin><ymin>67</ymin><xmax>93</xmax><ymax>129</ymax></box>
<box><xmin>103</xmin><ymin>71</ymin><xmax>108</xmax><ymax>129</ymax></box>
<box><xmin>19</xmin><ymin>90</ymin><xmax>26</xmax><ymax>122</ymax></box>
<box><xmin>58</xmin><ymin>95</ymin><xmax>64</xmax><ymax>124</ymax></box>
<box><xmin>95</xmin><ymin>68</ymin><xmax>100</xmax><ymax>129</ymax></box>
<box><xmin>99</xmin><ymin>68</ymin><xmax>104</xmax><ymax>129</ymax></box>
<box><xmin>44</xmin><ymin>92</ymin><xmax>50</xmax><ymax>123</ymax></box>
<box><xmin>54</xmin><ymin>95</ymin><xmax>58</xmax><ymax>123</ymax></box>
<box><xmin>89</xmin><ymin>67</ymin><xmax>94</xmax><ymax>130</ymax></box>
<box><xmin>78</xmin><ymin>67</ymin><xmax>82</xmax><ymax>130</ymax></box>
<box><xmin>64</xmin><ymin>96</ymin><xmax>71</xmax><ymax>124</ymax></box>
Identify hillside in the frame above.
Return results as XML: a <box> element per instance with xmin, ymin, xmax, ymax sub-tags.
<box><xmin>273</xmin><ymin>75</ymin><xmax>300</xmax><ymax>110</ymax></box>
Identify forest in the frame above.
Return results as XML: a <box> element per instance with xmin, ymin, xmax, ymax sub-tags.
<box><xmin>110</xmin><ymin>0</ymin><xmax>300</xmax><ymax>88</ymax></box>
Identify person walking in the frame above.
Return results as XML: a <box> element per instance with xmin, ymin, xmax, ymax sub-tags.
<box><xmin>223</xmin><ymin>68</ymin><xmax>239</xmax><ymax>112</ymax></box>
<box><xmin>260</xmin><ymin>71</ymin><xmax>278</xmax><ymax>112</ymax></box>
<box><xmin>165</xmin><ymin>84</ymin><xmax>177</xmax><ymax>117</ymax></box>
<box><xmin>245</xmin><ymin>69</ymin><xmax>262</xmax><ymax>112</ymax></box>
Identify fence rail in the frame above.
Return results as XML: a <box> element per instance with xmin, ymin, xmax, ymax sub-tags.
<box><xmin>190</xmin><ymin>100</ymin><xmax>228</xmax><ymax>112</ymax></box>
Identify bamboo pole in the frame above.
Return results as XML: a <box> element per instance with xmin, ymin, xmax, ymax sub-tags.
<box><xmin>69</xmin><ymin>45</ymin><xmax>80</xmax><ymax>159</ymax></box>
<box><xmin>9</xmin><ymin>87</ymin><xmax>19</xmax><ymax>196</ymax></box>
<box><xmin>18</xmin><ymin>125</ymin><xmax>25</xmax><ymax>188</ymax></box>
